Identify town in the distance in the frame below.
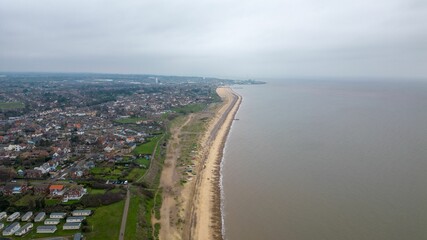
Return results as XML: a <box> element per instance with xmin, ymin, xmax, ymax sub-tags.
<box><xmin>0</xmin><ymin>72</ymin><xmax>263</xmax><ymax>240</ymax></box>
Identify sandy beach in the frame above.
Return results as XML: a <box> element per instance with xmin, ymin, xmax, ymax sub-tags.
<box><xmin>158</xmin><ymin>86</ymin><xmax>241</xmax><ymax>240</ymax></box>
<box><xmin>187</xmin><ymin>87</ymin><xmax>242</xmax><ymax>240</ymax></box>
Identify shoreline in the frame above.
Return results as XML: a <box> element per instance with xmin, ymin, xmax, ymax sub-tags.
<box><xmin>189</xmin><ymin>87</ymin><xmax>242</xmax><ymax>240</ymax></box>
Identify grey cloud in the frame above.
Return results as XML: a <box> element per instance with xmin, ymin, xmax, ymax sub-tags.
<box><xmin>0</xmin><ymin>0</ymin><xmax>426</xmax><ymax>79</ymax></box>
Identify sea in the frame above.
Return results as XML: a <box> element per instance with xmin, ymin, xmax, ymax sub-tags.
<box><xmin>221</xmin><ymin>79</ymin><xmax>427</xmax><ymax>240</ymax></box>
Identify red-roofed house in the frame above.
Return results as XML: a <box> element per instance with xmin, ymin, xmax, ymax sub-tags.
<box><xmin>49</xmin><ymin>185</ymin><xmax>65</xmax><ymax>196</ymax></box>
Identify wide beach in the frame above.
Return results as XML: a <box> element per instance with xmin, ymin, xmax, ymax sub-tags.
<box><xmin>187</xmin><ymin>87</ymin><xmax>242</xmax><ymax>240</ymax></box>
<box><xmin>158</xmin><ymin>87</ymin><xmax>241</xmax><ymax>240</ymax></box>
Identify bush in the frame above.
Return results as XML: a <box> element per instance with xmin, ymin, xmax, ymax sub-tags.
<box><xmin>80</xmin><ymin>192</ymin><xmax>124</xmax><ymax>208</ymax></box>
<box><xmin>82</xmin><ymin>226</ymin><xmax>91</xmax><ymax>233</ymax></box>
<box><xmin>91</xmin><ymin>182</ymin><xmax>114</xmax><ymax>190</ymax></box>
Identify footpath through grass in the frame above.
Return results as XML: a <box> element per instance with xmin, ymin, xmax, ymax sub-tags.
<box><xmin>133</xmin><ymin>135</ymin><xmax>162</xmax><ymax>155</ymax></box>
<box><xmin>124</xmin><ymin>193</ymin><xmax>140</xmax><ymax>240</ymax></box>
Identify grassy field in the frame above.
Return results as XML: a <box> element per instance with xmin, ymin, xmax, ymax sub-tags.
<box><xmin>91</xmin><ymin>167</ymin><xmax>123</xmax><ymax>180</ymax></box>
<box><xmin>173</xmin><ymin>103</ymin><xmax>206</xmax><ymax>114</ymax></box>
<box><xmin>88</xmin><ymin>188</ymin><xmax>107</xmax><ymax>194</ymax></box>
<box><xmin>45</xmin><ymin>198</ymin><xmax>61</xmax><ymax>206</ymax></box>
<box><xmin>14</xmin><ymin>194</ymin><xmax>41</xmax><ymax>206</ymax></box>
<box><xmin>0</xmin><ymin>102</ymin><xmax>25</xmax><ymax>109</ymax></box>
<box><xmin>133</xmin><ymin>135</ymin><xmax>162</xmax><ymax>155</ymax></box>
<box><xmin>86</xmin><ymin>200</ymin><xmax>125</xmax><ymax>240</ymax></box>
<box><xmin>124</xmin><ymin>194</ymin><xmax>140</xmax><ymax>240</ymax></box>
<box><xmin>90</xmin><ymin>167</ymin><xmax>111</xmax><ymax>174</ymax></box>
<box><xmin>115</xmin><ymin>117</ymin><xmax>145</xmax><ymax>124</ymax></box>
<box><xmin>127</xmin><ymin>168</ymin><xmax>146</xmax><ymax>182</ymax></box>
<box><xmin>135</xmin><ymin>157</ymin><xmax>150</xmax><ymax>167</ymax></box>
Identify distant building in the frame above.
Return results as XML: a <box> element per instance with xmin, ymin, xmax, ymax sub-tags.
<box><xmin>0</xmin><ymin>223</ymin><xmax>4</xmax><ymax>230</ymax></box>
<box><xmin>73</xmin><ymin>232</ymin><xmax>83</xmax><ymax>240</ymax></box>
<box><xmin>36</xmin><ymin>225</ymin><xmax>57</xmax><ymax>233</ymax></box>
<box><xmin>25</xmin><ymin>169</ymin><xmax>43</xmax><ymax>179</ymax></box>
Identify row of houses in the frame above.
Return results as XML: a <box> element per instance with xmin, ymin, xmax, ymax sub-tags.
<box><xmin>2</xmin><ymin>222</ymin><xmax>33</xmax><ymax>236</ymax></box>
<box><xmin>45</xmin><ymin>216</ymin><xmax>86</xmax><ymax>225</ymax></box>
<box><xmin>0</xmin><ymin>210</ymin><xmax>91</xmax><ymax>236</ymax></box>
<box><xmin>35</xmin><ymin>222</ymin><xmax>81</xmax><ymax>233</ymax></box>
<box><xmin>0</xmin><ymin>183</ymin><xmax>86</xmax><ymax>200</ymax></box>
<box><xmin>0</xmin><ymin>210</ymin><xmax>91</xmax><ymax>223</ymax></box>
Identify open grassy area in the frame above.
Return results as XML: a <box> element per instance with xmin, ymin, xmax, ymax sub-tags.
<box><xmin>114</xmin><ymin>117</ymin><xmax>145</xmax><ymax>124</ymax></box>
<box><xmin>127</xmin><ymin>168</ymin><xmax>146</xmax><ymax>182</ymax></box>
<box><xmin>45</xmin><ymin>198</ymin><xmax>61</xmax><ymax>206</ymax></box>
<box><xmin>90</xmin><ymin>167</ymin><xmax>111</xmax><ymax>175</ymax></box>
<box><xmin>135</xmin><ymin>157</ymin><xmax>150</xmax><ymax>167</ymax></box>
<box><xmin>88</xmin><ymin>188</ymin><xmax>107</xmax><ymax>194</ymax></box>
<box><xmin>0</xmin><ymin>102</ymin><xmax>25</xmax><ymax>109</ymax></box>
<box><xmin>133</xmin><ymin>135</ymin><xmax>162</xmax><ymax>155</ymax></box>
<box><xmin>173</xmin><ymin>103</ymin><xmax>206</xmax><ymax>114</ymax></box>
<box><xmin>14</xmin><ymin>194</ymin><xmax>41</xmax><ymax>206</ymax></box>
<box><xmin>86</xmin><ymin>200</ymin><xmax>125</xmax><ymax>240</ymax></box>
<box><xmin>91</xmin><ymin>166</ymin><xmax>123</xmax><ymax>180</ymax></box>
<box><xmin>124</xmin><ymin>194</ymin><xmax>140</xmax><ymax>240</ymax></box>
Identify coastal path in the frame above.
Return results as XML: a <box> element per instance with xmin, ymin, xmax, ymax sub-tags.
<box><xmin>118</xmin><ymin>185</ymin><xmax>131</xmax><ymax>240</ymax></box>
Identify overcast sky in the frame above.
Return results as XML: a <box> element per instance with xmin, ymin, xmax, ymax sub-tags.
<box><xmin>0</xmin><ymin>0</ymin><xmax>426</xmax><ymax>79</ymax></box>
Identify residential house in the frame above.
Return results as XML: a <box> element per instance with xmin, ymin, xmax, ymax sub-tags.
<box><xmin>63</xmin><ymin>185</ymin><xmax>86</xmax><ymax>202</ymax></box>
<box><xmin>25</xmin><ymin>169</ymin><xmax>43</xmax><ymax>179</ymax></box>
<box><xmin>49</xmin><ymin>185</ymin><xmax>65</xmax><ymax>196</ymax></box>
<box><xmin>1</xmin><ymin>183</ymin><xmax>27</xmax><ymax>196</ymax></box>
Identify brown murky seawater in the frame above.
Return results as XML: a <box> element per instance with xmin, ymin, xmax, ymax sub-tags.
<box><xmin>222</xmin><ymin>80</ymin><xmax>427</xmax><ymax>240</ymax></box>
